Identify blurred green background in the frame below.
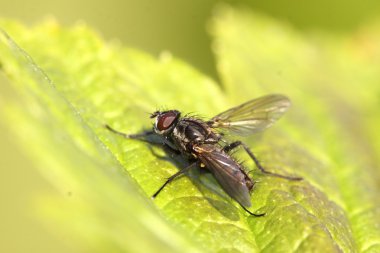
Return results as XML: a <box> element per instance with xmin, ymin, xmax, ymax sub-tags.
<box><xmin>1</xmin><ymin>0</ymin><xmax>380</xmax><ymax>252</ymax></box>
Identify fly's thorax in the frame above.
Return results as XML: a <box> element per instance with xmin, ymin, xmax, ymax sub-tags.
<box><xmin>171</xmin><ymin>118</ymin><xmax>217</xmax><ymax>153</ymax></box>
<box><xmin>183</xmin><ymin>118</ymin><xmax>219</xmax><ymax>141</ymax></box>
<box><xmin>171</xmin><ymin>126</ymin><xmax>189</xmax><ymax>153</ymax></box>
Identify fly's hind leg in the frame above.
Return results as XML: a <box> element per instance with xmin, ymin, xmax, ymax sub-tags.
<box><xmin>240</xmin><ymin>204</ymin><xmax>266</xmax><ymax>217</ymax></box>
<box><xmin>223</xmin><ymin>141</ymin><xmax>302</xmax><ymax>181</ymax></box>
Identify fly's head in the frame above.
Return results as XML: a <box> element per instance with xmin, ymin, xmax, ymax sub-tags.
<box><xmin>150</xmin><ymin>110</ymin><xmax>181</xmax><ymax>135</ymax></box>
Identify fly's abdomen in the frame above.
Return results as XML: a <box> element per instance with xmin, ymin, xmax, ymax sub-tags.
<box><xmin>193</xmin><ymin>144</ymin><xmax>253</xmax><ymax>207</ymax></box>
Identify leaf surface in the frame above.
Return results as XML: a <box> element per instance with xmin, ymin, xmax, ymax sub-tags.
<box><xmin>1</xmin><ymin>6</ymin><xmax>380</xmax><ymax>252</ymax></box>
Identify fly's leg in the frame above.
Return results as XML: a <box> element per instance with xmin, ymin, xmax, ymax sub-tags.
<box><xmin>240</xmin><ymin>204</ymin><xmax>266</xmax><ymax>217</ymax></box>
<box><xmin>152</xmin><ymin>162</ymin><xmax>198</xmax><ymax>198</ymax></box>
<box><xmin>106</xmin><ymin>124</ymin><xmax>192</xmax><ymax>196</ymax></box>
<box><xmin>223</xmin><ymin>141</ymin><xmax>302</xmax><ymax>181</ymax></box>
<box><xmin>105</xmin><ymin>124</ymin><xmax>155</xmax><ymax>140</ymax></box>
<box><xmin>105</xmin><ymin>125</ymin><xmax>194</xmax><ymax>197</ymax></box>
<box><xmin>222</xmin><ymin>141</ymin><xmax>243</xmax><ymax>153</ymax></box>
<box><xmin>105</xmin><ymin>124</ymin><xmax>181</xmax><ymax>158</ymax></box>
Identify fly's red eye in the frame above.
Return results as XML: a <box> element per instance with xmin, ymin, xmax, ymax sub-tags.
<box><xmin>156</xmin><ymin>111</ymin><xmax>178</xmax><ymax>131</ymax></box>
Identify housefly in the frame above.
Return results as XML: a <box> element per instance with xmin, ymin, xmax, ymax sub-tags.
<box><xmin>106</xmin><ymin>94</ymin><xmax>302</xmax><ymax>216</ymax></box>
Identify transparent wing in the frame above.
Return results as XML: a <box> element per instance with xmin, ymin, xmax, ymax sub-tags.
<box><xmin>208</xmin><ymin>94</ymin><xmax>291</xmax><ymax>135</ymax></box>
<box><xmin>196</xmin><ymin>146</ymin><xmax>252</xmax><ymax>207</ymax></box>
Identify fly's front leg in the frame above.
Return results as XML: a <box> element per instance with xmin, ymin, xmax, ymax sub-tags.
<box><xmin>223</xmin><ymin>141</ymin><xmax>302</xmax><ymax>181</ymax></box>
<box><xmin>106</xmin><ymin>125</ymin><xmax>180</xmax><ymax>154</ymax></box>
<box><xmin>106</xmin><ymin>124</ymin><xmax>181</xmax><ymax>162</ymax></box>
<box><xmin>105</xmin><ymin>124</ymin><xmax>155</xmax><ymax>140</ymax></box>
<box><xmin>105</xmin><ymin>124</ymin><xmax>164</xmax><ymax>147</ymax></box>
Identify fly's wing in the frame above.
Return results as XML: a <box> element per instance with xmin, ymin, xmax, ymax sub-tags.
<box><xmin>208</xmin><ymin>94</ymin><xmax>291</xmax><ymax>135</ymax></box>
<box><xmin>197</xmin><ymin>148</ymin><xmax>252</xmax><ymax>207</ymax></box>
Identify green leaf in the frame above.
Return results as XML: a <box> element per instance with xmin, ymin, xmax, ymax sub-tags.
<box><xmin>0</xmin><ymin>19</ymin><xmax>257</xmax><ymax>253</ymax></box>
<box><xmin>0</xmin><ymin>22</ymin><xmax>205</xmax><ymax>253</ymax></box>
<box><xmin>210</xmin><ymin>4</ymin><xmax>380</xmax><ymax>253</ymax></box>
<box><xmin>1</xmin><ymin>4</ymin><xmax>380</xmax><ymax>252</ymax></box>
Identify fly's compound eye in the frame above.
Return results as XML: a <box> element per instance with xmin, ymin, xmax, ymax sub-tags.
<box><xmin>156</xmin><ymin>111</ymin><xmax>179</xmax><ymax>132</ymax></box>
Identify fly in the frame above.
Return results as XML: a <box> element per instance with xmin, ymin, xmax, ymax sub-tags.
<box><xmin>105</xmin><ymin>94</ymin><xmax>302</xmax><ymax>216</ymax></box>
